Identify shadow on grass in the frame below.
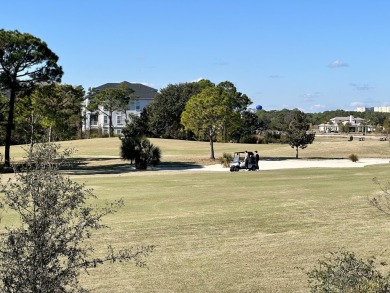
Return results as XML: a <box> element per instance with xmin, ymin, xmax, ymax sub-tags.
<box><xmin>261</xmin><ymin>156</ymin><xmax>347</xmax><ymax>161</ymax></box>
<box><xmin>63</xmin><ymin>157</ymin><xmax>204</xmax><ymax>175</ymax></box>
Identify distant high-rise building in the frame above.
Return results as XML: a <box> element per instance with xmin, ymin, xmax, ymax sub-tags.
<box><xmin>356</xmin><ymin>106</ymin><xmax>390</xmax><ymax>113</ymax></box>
<box><xmin>374</xmin><ymin>106</ymin><xmax>390</xmax><ymax>113</ymax></box>
<box><xmin>356</xmin><ymin>106</ymin><xmax>374</xmax><ymax>112</ymax></box>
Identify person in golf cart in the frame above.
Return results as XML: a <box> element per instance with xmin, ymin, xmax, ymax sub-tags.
<box><xmin>230</xmin><ymin>151</ymin><xmax>258</xmax><ymax>171</ymax></box>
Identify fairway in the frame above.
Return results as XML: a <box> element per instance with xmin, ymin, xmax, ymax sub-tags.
<box><xmin>2</xmin><ymin>137</ymin><xmax>390</xmax><ymax>292</ymax></box>
<box><xmin>76</xmin><ymin>165</ymin><xmax>390</xmax><ymax>293</ymax></box>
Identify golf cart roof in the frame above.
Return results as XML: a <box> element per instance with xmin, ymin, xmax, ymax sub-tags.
<box><xmin>234</xmin><ymin>151</ymin><xmax>254</xmax><ymax>155</ymax></box>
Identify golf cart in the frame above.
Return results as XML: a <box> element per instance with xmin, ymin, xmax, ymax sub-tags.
<box><xmin>229</xmin><ymin>151</ymin><xmax>259</xmax><ymax>172</ymax></box>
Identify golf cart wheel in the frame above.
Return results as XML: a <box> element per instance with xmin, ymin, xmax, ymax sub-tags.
<box><xmin>251</xmin><ymin>165</ymin><xmax>257</xmax><ymax>171</ymax></box>
<box><xmin>234</xmin><ymin>166</ymin><xmax>239</xmax><ymax>172</ymax></box>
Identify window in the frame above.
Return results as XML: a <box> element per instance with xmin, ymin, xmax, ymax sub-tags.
<box><xmin>103</xmin><ymin>116</ymin><xmax>108</xmax><ymax>124</ymax></box>
<box><xmin>115</xmin><ymin>129</ymin><xmax>122</xmax><ymax>135</ymax></box>
<box><xmin>90</xmin><ymin>114</ymin><xmax>98</xmax><ymax>126</ymax></box>
<box><xmin>117</xmin><ymin>115</ymin><xmax>123</xmax><ymax>125</ymax></box>
<box><xmin>130</xmin><ymin>100</ymin><xmax>140</xmax><ymax>111</ymax></box>
<box><xmin>130</xmin><ymin>101</ymin><xmax>136</xmax><ymax>111</ymax></box>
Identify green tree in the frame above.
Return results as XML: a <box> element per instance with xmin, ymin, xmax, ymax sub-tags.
<box><xmin>147</xmin><ymin>81</ymin><xmax>203</xmax><ymax>138</ymax></box>
<box><xmin>120</xmin><ymin>122</ymin><xmax>161</xmax><ymax>169</ymax></box>
<box><xmin>125</xmin><ymin>113</ymin><xmax>148</xmax><ymax>138</ymax></box>
<box><xmin>0</xmin><ymin>144</ymin><xmax>153</xmax><ymax>293</ymax></box>
<box><xmin>255</xmin><ymin>109</ymin><xmax>271</xmax><ymax>134</ymax></box>
<box><xmin>287</xmin><ymin>109</ymin><xmax>315</xmax><ymax>159</ymax></box>
<box><xmin>14</xmin><ymin>84</ymin><xmax>85</xmax><ymax>144</ymax></box>
<box><xmin>37</xmin><ymin>84</ymin><xmax>85</xmax><ymax>141</ymax></box>
<box><xmin>216</xmin><ymin>81</ymin><xmax>252</xmax><ymax>142</ymax></box>
<box><xmin>0</xmin><ymin>29</ymin><xmax>63</xmax><ymax>167</ymax></box>
<box><xmin>229</xmin><ymin>110</ymin><xmax>259</xmax><ymax>143</ymax></box>
<box><xmin>0</xmin><ymin>92</ymin><xmax>9</xmax><ymax>145</ymax></box>
<box><xmin>181</xmin><ymin>86</ymin><xmax>240</xmax><ymax>159</ymax></box>
<box><xmin>13</xmin><ymin>91</ymin><xmax>45</xmax><ymax>146</ymax></box>
<box><xmin>216</xmin><ymin>81</ymin><xmax>251</xmax><ymax>113</ymax></box>
<box><xmin>383</xmin><ymin>116</ymin><xmax>390</xmax><ymax>141</ymax></box>
<box><xmin>120</xmin><ymin>135</ymin><xmax>161</xmax><ymax>170</ymax></box>
<box><xmin>269</xmin><ymin>109</ymin><xmax>293</xmax><ymax>131</ymax></box>
<box><xmin>87</xmin><ymin>82</ymin><xmax>134</xmax><ymax>137</ymax></box>
<box><xmin>133</xmin><ymin>137</ymin><xmax>161</xmax><ymax>170</ymax></box>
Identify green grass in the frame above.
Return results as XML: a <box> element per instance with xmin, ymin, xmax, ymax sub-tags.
<box><xmin>3</xmin><ymin>135</ymin><xmax>390</xmax><ymax>168</ymax></box>
<box><xmin>2</xmin><ymin>137</ymin><xmax>390</xmax><ymax>292</ymax></box>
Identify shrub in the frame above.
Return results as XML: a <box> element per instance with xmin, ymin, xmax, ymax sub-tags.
<box><xmin>349</xmin><ymin>153</ymin><xmax>359</xmax><ymax>162</ymax></box>
<box><xmin>259</xmin><ymin>131</ymin><xmax>289</xmax><ymax>144</ymax></box>
<box><xmin>307</xmin><ymin>249</ymin><xmax>390</xmax><ymax>293</ymax></box>
<box><xmin>219</xmin><ymin>152</ymin><xmax>233</xmax><ymax>168</ymax></box>
<box><xmin>0</xmin><ymin>144</ymin><xmax>153</xmax><ymax>292</ymax></box>
<box><xmin>121</xmin><ymin>135</ymin><xmax>161</xmax><ymax>170</ymax></box>
<box><xmin>239</xmin><ymin>134</ymin><xmax>258</xmax><ymax>144</ymax></box>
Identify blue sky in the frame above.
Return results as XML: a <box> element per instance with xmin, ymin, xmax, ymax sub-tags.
<box><xmin>2</xmin><ymin>0</ymin><xmax>390</xmax><ymax>112</ymax></box>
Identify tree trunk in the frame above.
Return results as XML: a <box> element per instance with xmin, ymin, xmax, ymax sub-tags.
<box><xmin>108</xmin><ymin>112</ymin><xmax>113</xmax><ymax>137</ymax></box>
<box><xmin>30</xmin><ymin>113</ymin><xmax>35</xmax><ymax>148</ymax></box>
<box><xmin>209</xmin><ymin>130</ymin><xmax>215</xmax><ymax>160</ymax></box>
<box><xmin>4</xmin><ymin>89</ymin><xmax>16</xmax><ymax>167</ymax></box>
<box><xmin>48</xmin><ymin>126</ymin><xmax>52</xmax><ymax>142</ymax></box>
<box><xmin>295</xmin><ymin>147</ymin><xmax>299</xmax><ymax>159</ymax></box>
<box><xmin>88</xmin><ymin>113</ymin><xmax>91</xmax><ymax>139</ymax></box>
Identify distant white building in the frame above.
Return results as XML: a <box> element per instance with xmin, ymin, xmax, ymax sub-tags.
<box><xmin>318</xmin><ymin>115</ymin><xmax>373</xmax><ymax>133</ymax></box>
<box><xmin>356</xmin><ymin>106</ymin><xmax>390</xmax><ymax>113</ymax></box>
<box><xmin>374</xmin><ymin>106</ymin><xmax>390</xmax><ymax>113</ymax></box>
<box><xmin>356</xmin><ymin>106</ymin><xmax>374</xmax><ymax>112</ymax></box>
<box><xmin>83</xmin><ymin>81</ymin><xmax>157</xmax><ymax>135</ymax></box>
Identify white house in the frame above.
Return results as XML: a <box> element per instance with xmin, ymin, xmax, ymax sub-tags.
<box><xmin>318</xmin><ymin>115</ymin><xmax>373</xmax><ymax>133</ymax></box>
<box><xmin>83</xmin><ymin>81</ymin><xmax>157</xmax><ymax>135</ymax></box>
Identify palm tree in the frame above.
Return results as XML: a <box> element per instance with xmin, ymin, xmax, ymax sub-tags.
<box><xmin>120</xmin><ymin>136</ymin><xmax>161</xmax><ymax>170</ymax></box>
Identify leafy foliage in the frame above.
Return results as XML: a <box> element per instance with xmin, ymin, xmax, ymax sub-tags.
<box><xmin>147</xmin><ymin>81</ymin><xmax>203</xmax><ymax>138</ymax></box>
<box><xmin>120</xmin><ymin>123</ymin><xmax>161</xmax><ymax>170</ymax></box>
<box><xmin>0</xmin><ymin>29</ymin><xmax>63</xmax><ymax>166</ymax></box>
<box><xmin>307</xmin><ymin>249</ymin><xmax>390</xmax><ymax>293</ymax></box>
<box><xmin>181</xmin><ymin>86</ymin><xmax>242</xmax><ymax>159</ymax></box>
<box><xmin>348</xmin><ymin>153</ymin><xmax>359</xmax><ymax>162</ymax></box>
<box><xmin>14</xmin><ymin>84</ymin><xmax>85</xmax><ymax>144</ymax></box>
<box><xmin>230</xmin><ymin>110</ymin><xmax>259</xmax><ymax>142</ymax></box>
<box><xmin>219</xmin><ymin>152</ymin><xmax>233</xmax><ymax>168</ymax></box>
<box><xmin>0</xmin><ymin>144</ymin><xmax>153</xmax><ymax>292</ymax></box>
<box><xmin>287</xmin><ymin>109</ymin><xmax>315</xmax><ymax>158</ymax></box>
<box><xmin>87</xmin><ymin>82</ymin><xmax>135</xmax><ymax>137</ymax></box>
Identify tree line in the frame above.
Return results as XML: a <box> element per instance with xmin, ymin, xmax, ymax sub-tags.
<box><xmin>2</xmin><ymin>29</ymin><xmax>390</xmax><ymax>165</ymax></box>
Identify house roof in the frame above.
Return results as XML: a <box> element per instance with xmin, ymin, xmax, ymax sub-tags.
<box><xmin>94</xmin><ymin>81</ymin><xmax>157</xmax><ymax>100</ymax></box>
<box><xmin>331</xmin><ymin>116</ymin><xmax>364</xmax><ymax>121</ymax></box>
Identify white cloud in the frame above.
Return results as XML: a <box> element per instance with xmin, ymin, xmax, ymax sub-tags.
<box><xmin>310</xmin><ymin>104</ymin><xmax>326</xmax><ymax>111</ymax></box>
<box><xmin>301</xmin><ymin>92</ymin><xmax>320</xmax><ymax>101</ymax></box>
<box><xmin>311</xmin><ymin>104</ymin><xmax>326</xmax><ymax>109</ymax></box>
<box><xmin>328</xmin><ymin>60</ymin><xmax>349</xmax><ymax>68</ymax></box>
<box><xmin>131</xmin><ymin>81</ymin><xmax>156</xmax><ymax>88</ymax></box>
<box><xmin>190</xmin><ymin>77</ymin><xmax>206</xmax><ymax>83</ymax></box>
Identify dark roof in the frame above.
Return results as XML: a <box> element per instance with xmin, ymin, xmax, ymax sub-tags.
<box><xmin>94</xmin><ymin>81</ymin><xmax>157</xmax><ymax>100</ymax></box>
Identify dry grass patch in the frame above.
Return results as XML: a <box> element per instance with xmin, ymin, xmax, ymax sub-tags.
<box><xmin>64</xmin><ymin>165</ymin><xmax>390</xmax><ymax>292</ymax></box>
<box><xmin>1</xmin><ymin>137</ymin><xmax>390</xmax><ymax>292</ymax></box>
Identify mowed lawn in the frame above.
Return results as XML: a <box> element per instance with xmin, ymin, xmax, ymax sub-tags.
<box><xmin>2</xmin><ymin>136</ymin><xmax>390</xmax><ymax>292</ymax></box>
